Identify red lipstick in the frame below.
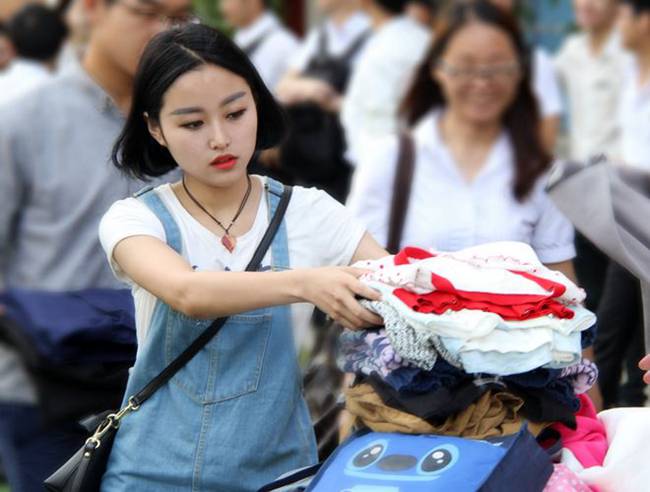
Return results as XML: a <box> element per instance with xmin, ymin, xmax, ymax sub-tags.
<box><xmin>210</xmin><ymin>154</ymin><xmax>237</xmax><ymax>170</ymax></box>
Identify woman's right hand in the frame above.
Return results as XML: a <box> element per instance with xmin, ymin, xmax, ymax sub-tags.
<box><xmin>297</xmin><ymin>267</ymin><xmax>383</xmax><ymax>331</ymax></box>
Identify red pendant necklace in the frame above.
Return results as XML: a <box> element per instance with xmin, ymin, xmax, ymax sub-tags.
<box><xmin>182</xmin><ymin>175</ymin><xmax>252</xmax><ymax>253</ymax></box>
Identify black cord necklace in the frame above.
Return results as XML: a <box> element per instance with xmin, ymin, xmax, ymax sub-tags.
<box><xmin>182</xmin><ymin>174</ymin><xmax>252</xmax><ymax>253</ymax></box>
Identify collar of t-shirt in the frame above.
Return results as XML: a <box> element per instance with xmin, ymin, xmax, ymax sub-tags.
<box><xmin>414</xmin><ymin>110</ymin><xmax>511</xmax><ymax>185</ymax></box>
<box><xmin>235</xmin><ymin>11</ymin><xmax>280</xmax><ymax>48</ymax></box>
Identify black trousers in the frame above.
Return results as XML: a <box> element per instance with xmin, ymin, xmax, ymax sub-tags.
<box><xmin>595</xmin><ymin>262</ymin><xmax>646</xmax><ymax>408</ymax></box>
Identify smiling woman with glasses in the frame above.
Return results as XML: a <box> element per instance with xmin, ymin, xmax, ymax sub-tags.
<box><xmin>347</xmin><ymin>0</ymin><xmax>577</xmax><ymax>280</ymax></box>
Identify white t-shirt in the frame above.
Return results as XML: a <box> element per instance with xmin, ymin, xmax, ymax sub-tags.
<box><xmin>99</xmin><ymin>177</ymin><xmax>366</xmax><ymax>352</ymax></box>
<box><xmin>289</xmin><ymin>12</ymin><xmax>371</xmax><ymax>73</ymax></box>
<box><xmin>555</xmin><ymin>31</ymin><xmax>631</xmax><ymax>161</ymax></box>
<box><xmin>341</xmin><ymin>15</ymin><xmax>431</xmax><ymax>165</ymax></box>
<box><xmin>234</xmin><ymin>11</ymin><xmax>300</xmax><ymax>92</ymax></box>
<box><xmin>346</xmin><ymin>111</ymin><xmax>575</xmax><ymax>264</ymax></box>
<box><xmin>618</xmin><ymin>59</ymin><xmax>650</xmax><ymax>170</ymax></box>
<box><xmin>532</xmin><ymin>48</ymin><xmax>563</xmax><ymax>118</ymax></box>
<box><xmin>0</xmin><ymin>59</ymin><xmax>52</xmax><ymax>108</ymax></box>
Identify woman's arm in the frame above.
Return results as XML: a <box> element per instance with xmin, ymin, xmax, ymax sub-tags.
<box><xmin>351</xmin><ymin>232</ymin><xmax>389</xmax><ymax>263</ymax></box>
<box><xmin>544</xmin><ymin>259</ymin><xmax>576</xmax><ymax>282</ymax></box>
<box><xmin>113</xmin><ymin>234</ymin><xmax>383</xmax><ymax>329</ymax></box>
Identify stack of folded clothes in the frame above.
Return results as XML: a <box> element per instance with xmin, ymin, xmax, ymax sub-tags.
<box><xmin>339</xmin><ymin>242</ymin><xmax>598</xmax><ymax>439</ymax></box>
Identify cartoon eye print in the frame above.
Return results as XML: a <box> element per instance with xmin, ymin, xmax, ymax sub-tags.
<box><xmin>350</xmin><ymin>440</ymin><xmax>388</xmax><ymax>469</ymax></box>
<box><xmin>418</xmin><ymin>444</ymin><xmax>459</xmax><ymax>475</ymax></box>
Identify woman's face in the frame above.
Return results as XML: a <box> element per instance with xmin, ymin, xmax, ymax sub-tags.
<box><xmin>433</xmin><ymin>21</ymin><xmax>522</xmax><ymax>126</ymax></box>
<box><xmin>148</xmin><ymin>63</ymin><xmax>258</xmax><ymax>188</ymax></box>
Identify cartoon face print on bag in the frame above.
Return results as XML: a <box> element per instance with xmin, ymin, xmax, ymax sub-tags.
<box><xmin>309</xmin><ymin>431</ymin><xmax>521</xmax><ymax>492</ymax></box>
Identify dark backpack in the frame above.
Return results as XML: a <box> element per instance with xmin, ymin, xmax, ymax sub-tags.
<box><xmin>279</xmin><ymin>27</ymin><xmax>370</xmax><ymax>201</ymax></box>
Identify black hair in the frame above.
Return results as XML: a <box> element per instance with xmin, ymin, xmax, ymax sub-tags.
<box><xmin>409</xmin><ymin>0</ymin><xmax>440</xmax><ymax>13</ymax></box>
<box><xmin>400</xmin><ymin>0</ymin><xmax>548</xmax><ymax>201</ymax></box>
<box><xmin>7</xmin><ymin>4</ymin><xmax>68</xmax><ymax>62</ymax></box>
<box><xmin>623</xmin><ymin>0</ymin><xmax>650</xmax><ymax>12</ymax></box>
<box><xmin>113</xmin><ymin>23</ymin><xmax>287</xmax><ymax>180</ymax></box>
<box><xmin>376</xmin><ymin>0</ymin><xmax>410</xmax><ymax>15</ymax></box>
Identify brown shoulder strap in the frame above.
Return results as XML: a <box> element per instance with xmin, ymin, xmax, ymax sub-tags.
<box><xmin>386</xmin><ymin>133</ymin><xmax>415</xmax><ymax>254</ymax></box>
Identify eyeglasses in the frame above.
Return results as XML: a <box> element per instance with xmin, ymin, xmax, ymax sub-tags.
<box><xmin>118</xmin><ymin>0</ymin><xmax>199</xmax><ymax>28</ymax></box>
<box><xmin>436</xmin><ymin>60</ymin><xmax>521</xmax><ymax>82</ymax></box>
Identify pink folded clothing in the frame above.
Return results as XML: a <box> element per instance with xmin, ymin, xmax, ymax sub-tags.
<box><xmin>552</xmin><ymin>394</ymin><xmax>608</xmax><ymax>469</ymax></box>
<box><xmin>543</xmin><ymin>464</ymin><xmax>593</xmax><ymax>492</ymax></box>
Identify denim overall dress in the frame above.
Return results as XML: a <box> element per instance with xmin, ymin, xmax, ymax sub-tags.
<box><xmin>101</xmin><ymin>178</ymin><xmax>317</xmax><ymax>491</ymax></box>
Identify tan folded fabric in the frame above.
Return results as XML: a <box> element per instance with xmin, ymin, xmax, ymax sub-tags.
<box><xmin>345</xmin><ymin>383</ymin><xmax>547</xmax><ymax>439</ymax></box>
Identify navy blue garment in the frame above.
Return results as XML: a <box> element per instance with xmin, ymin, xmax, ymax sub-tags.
<box><xmin>384</xmin><ymin>359</ymin><xmax>467</xmax><ymax>394</ymax></box>
<box><xmin>0</xmin><ymin>288</ymin><xmax>136</xmax><ymax>364</ymax></box>
<box><xmin>582</xmin><ymin>322</ymin><xmax>597</xmax><ymax>349</ymax></box>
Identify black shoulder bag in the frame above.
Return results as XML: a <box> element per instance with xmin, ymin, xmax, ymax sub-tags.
<box><xmin>44</xmin><ymin>185</ymin><xmax>293</xmax><ymax>492</ymax></box>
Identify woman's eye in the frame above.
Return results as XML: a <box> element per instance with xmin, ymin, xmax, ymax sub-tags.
<box><xmin>226</xmin><ymin>109</ymin><xmax>246</xmax><ymax>121</ymax></box>
<box><xmin>180</xmin><ymin>121</ymin><xmax>203</xmax><ymax>130</ymax></box>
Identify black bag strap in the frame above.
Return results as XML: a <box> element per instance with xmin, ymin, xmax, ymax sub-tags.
<box><xmin>386</xmin><ymin>133</ymin><xmax>415</xmax><ymax>254</ymax></box>
<box><xmin>130</xmin><ymin>184</ymin><xmax>293</xmax><ymax>407</ymax></box>
<box><xmin>340</xmin><ymin>28</ymin><xmax>371</xmax><ymax>61</ymax></box>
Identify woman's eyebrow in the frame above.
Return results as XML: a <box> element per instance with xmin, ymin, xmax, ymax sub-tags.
<box><xmin>220</xmin><ymin>91</ymin><xmax>246</xmax><ymax>107</ymax></box>
<box><xmin>168</xmin><ymin>92</ymin><xmax>246</xmax><ymax>116</ymax></box>
<box><xmin>169</xmin><ymin>106</ymin><xmax>202</xmax><ymax>116</ymax></box>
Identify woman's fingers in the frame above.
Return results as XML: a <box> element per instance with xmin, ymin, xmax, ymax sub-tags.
<box><xmin>639</xmin><ymin>353</ymin><xmax>650</xmax><ymax>371</ymax></box>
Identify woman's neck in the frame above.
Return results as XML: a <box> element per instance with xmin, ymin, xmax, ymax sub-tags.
<box><xmin>330</xmin><ymin>3</ymin><xmax>359</xmax><ymax>27</ymax></box>
<box><xmin>180</xmin><ymin>173</ymin><xmax>253</xmax><ymax>215</ymax></box>
<box><xmin>440</xmin><ymin>111</ymin><xmax>501</xmax><ymax>149</ymax></box>
<box><xmin>438</xmin><ymin>111</ymin><xmax>502</xmax><ymax>180</ymax></box>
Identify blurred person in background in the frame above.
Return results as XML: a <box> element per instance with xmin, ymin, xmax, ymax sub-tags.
<box><xmin>554</xmin><ymin>1</ymin><xmax>627</xmax><ymax>392</ymax></box>
<box><xmin>488</xmin><ymin>0</ymin><xmax>563</xmax><ymax>153</ymax></box>
<box><xmin>220</xmin><ymin>0</ymin><xmax>299</xmax><ymax>91</ymax></box>
<box><xmin>0</xmin><ymin>23</ymin><xmax>14</xmax><ymax>71</ymax></box>
<box><xmin>592</xmin><ymin>0</ymin><xmax>650</xmax><ymax>410</ymax></box>
<box><xmin>0</xmin><ymin>0</ymin><xmax>193</xmax><ymax>489</ymax></box>
<box><xmin>56</xmin><ymin>0</ymin><xmax>91</xmax><ymax>71</ymax></box>
<box><xmin>346</xmin><ymin>0</ymin><xmax>576</xmax><ymax>278</ymax></box>
<box><xmin>618</xmin><ymin>0</ymin><xmax>650</xmax><ymax>170</ymax></box>
<box><xmin>555</xmin><ymin>0</ymin><xmax>628</xmax><ymax>162</ymax></box>
<box><xmin>275</xmin><ymin>0</ymin><xmax>370</xmax><ymax>202</ymax></box>
<box><xmin>406</xmin><ymin>0</ymin><xmax>439</xmax><ymax>29</ymax></box>
<box><xmin>341</xmin><ymin>0</ymin><xmax>431</xmax><ymax>166</ymax></box>
<box><xmin>0</xmin><ymin>4</ymin><xmax>67</xmax><ymax>106</ymax></box>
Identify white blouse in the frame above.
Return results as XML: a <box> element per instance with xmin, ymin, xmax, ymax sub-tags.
<box><xmin>346</xmin><ymin>111</ymin><xmax>576</xmax><ymax>264</ymax></box>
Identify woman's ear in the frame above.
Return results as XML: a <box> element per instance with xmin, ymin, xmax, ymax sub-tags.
<box><xmin>144</xmin><ymin>112</ymin><xmax>167</xmax><ymax>148</ymax></box>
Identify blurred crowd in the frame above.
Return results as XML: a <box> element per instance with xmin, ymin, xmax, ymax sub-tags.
<box><xmin>1</xmin><ymin>0</ymin><xmax>650</xmax><ymax>490</ymax></box>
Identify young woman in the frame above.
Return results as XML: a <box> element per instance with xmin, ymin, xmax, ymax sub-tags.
<box><xmin>346</xmin><ymin>0</ymin><xmax>576</xmax><ymax>278</ymax></box>
<box><xmin>98</xmin><ymin>24</ymin><xmax>385</xmax><ymax>491</ymax></box>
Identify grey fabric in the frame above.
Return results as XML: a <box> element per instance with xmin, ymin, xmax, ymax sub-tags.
<box><xmin>0</xmin><ymin>61</ymin><xmax>133</xmax><ymax>291</ymax></box>
<box><xmin>547</xmin><ymin>157</ymin><xmax>650</xmax><ymax>352</ymax></box>
<box><xmin>0</xmin><ymin>60</ymin><xmax>167</xmax><ymax>403</ymax></box>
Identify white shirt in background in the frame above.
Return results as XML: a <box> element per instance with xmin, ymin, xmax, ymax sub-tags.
<box><xmin>0</xmin><ymin>59</ymin><xmax>52</xmax><ymax>107</ymax></box>
<box><xmin>346</xmin><ymin>111</ymin><xmax>576</xmax><ymax>264</ymax></box>
<box><xmin>532</xmin><ymin>48</ymin><xmax>563</xmax><ymax>118</ymax></box>
<box><xmin>555</xmin><ymin>31</ymin><xmax>631</xmax><ymax>161</ymax></box>
<box><xmin>341</xmin><ymin>15</ymin><xmax>431</xmax><ymax>165</ymax></box>
<box><xmin>99</xmin><ymin>177</ymin><xmax>366</xmax><ymax>354</ymax></box>
<box><xmin>289</xmin><ymin>11</ymin><xmax>371</xmax><ymax>73</ymax></box>
<box><xmin>234</xmin><ymin>11</ymin><xmax>300</xmax><ymax>92</ymax></box>
<box><xmin>618</xmin><ymin>59</ymin><xmax>650</xmax><ymax>170</ymax></box>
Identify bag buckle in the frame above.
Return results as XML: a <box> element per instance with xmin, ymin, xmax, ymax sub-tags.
<box><xmin>85</xmin><ymin>396</ymin><xmax>141</xmax><ymax>451</ymax></box>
